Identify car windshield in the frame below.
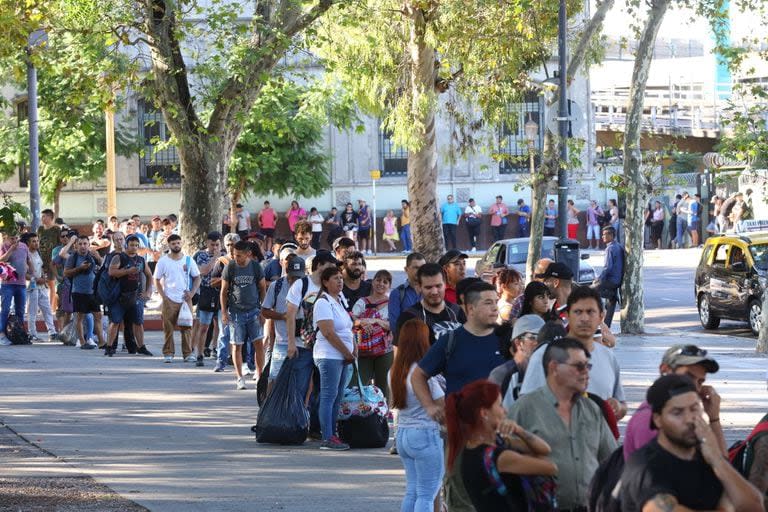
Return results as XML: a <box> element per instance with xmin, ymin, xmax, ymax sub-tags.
<box><xmin>507</xmin><ymin>240</ymin><xmax>556</xmax><ymax>264</ymax></box>
<box><xmin>749</xmin><ymin>244</ymin><xmax>768</xmax><ymax>270</ymax></box>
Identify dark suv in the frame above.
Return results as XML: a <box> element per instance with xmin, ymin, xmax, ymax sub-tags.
<box><xmin>695</xmin><ymin>232</ymin><xmax>768</xmax><ymax>335</ymax></box>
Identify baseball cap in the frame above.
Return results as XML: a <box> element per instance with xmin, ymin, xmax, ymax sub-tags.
<box><xmin>287</xmin><ymin>257</ymin><xmax>306</xmax><ymax>277</ymax></box>
<box><xmin>438</xmin><ymin>249</ymin><xmax>469</xmax><ymax>267</ymax></box>
<box><xmin>646</xmin><ymin>374</ymin><xmax>698</xmax><ymax>429</ymax></box>
<box><xmin>512</xmin><ymin>314</ymin><xmax>545</xmax><ymax>340</ymax></box>
<box><xmin>535</xmin><ymin>262</ymin><xmax>574</xmax><ymax>280</ymax></box>
<box><xmin>279</xmin><ymin>245</ymin><xmax>296</xmax><ymax>260</ymax></box>
<box><xmin>661</xmin><ymin>344</ymin><xmax>719</xmax><ymax>373</ymax></box>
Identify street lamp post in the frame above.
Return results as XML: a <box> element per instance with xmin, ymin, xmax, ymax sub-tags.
<box><xmin>26</xmin><ymin>30</ymin><xmax>47</xmax><ymax>232</ymax></box>
<box><xmin>557</xmin><ymin>0</ymin><xmax>569</xmax><ymax>240</ymax></box>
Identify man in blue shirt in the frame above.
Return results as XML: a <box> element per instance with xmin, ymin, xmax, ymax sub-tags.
<box><xmin>595</xmin><ymin>226</ymin><xmax>624</xmax><ymax>327</ymax></box>
<box><xmin>440</xmin><ymin>195</ymin><xmax>463</xmax><ymax>250</ymax></box>
<box><xmin>388</xmin><ymin>252</ymin><xmax>425</xmax><ymax>340</ymax></box>
<box><xmin>544</xmin><ymin>199</ymin><xmax>557</xmax><ymax>236</ymax></box>
<box><xmin>688</xmin><ymin>193</ymin><xmax>701</xmax><ymax>247</ymax></box>
<box><xmin>517</xmin><ymin>198</ymin><xmax>531</xmax><ymax>237</ymax></box>
<box><xmin>63</xmin><ymin>235</ymin><xmax>106</xmax><ymax>349</ymax></box>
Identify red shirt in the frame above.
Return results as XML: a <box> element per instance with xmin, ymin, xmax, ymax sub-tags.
<box><xmin>445</xmin><ymin>286</ymin><xmax>457</xmax><ymax>305</ymax></box>
<box><xmin>259</xmin><ymin>208</ymin><xmax>276</xmax><ymax>229</ymax></box>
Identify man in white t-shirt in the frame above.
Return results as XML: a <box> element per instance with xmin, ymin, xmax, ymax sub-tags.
<box><xmin>463</xmin><ymin>198</ymin><xmax>482</xmax><ymax>252</ymax></box>
<box><xmin>153</xmin><ymin>234</ymin><xmax>201</xmax><ymax>363</ymax></box>
<box><xmin>235</xmin><ymin>203</ymin><xmax>251</xmax><ymax>239</ymax></box>
<box><xmin>285</xmin><ymin>250</ymin><xmax>339</xmax><ymax>401</ymax></box>
<box><xmin>519</xmin><ymin>286</ymin><xmax>627</xmax><ymax>420</ymax></box>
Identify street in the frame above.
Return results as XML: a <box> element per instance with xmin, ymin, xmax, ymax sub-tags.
<box><xmin>0</xmin><ymin>247</ymin><xmax>766</xmax><ymax>511</ymax></box>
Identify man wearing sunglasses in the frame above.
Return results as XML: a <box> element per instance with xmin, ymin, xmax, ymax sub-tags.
<box><xmin>509</xmin><ymin>337</ymin><xmax>618</xmax><ymax>511</ymax></box>
<box><xmin>623</xmin><ymin>343</ymin><xmax>725</xmax><ymax>461</ymax></box>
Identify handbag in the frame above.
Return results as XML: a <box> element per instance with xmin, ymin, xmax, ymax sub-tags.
<box><xmin>353</xmin><ymin>298</ymin><xmax>392</xmax><ymax>357</ymax></box>
<box><xmin>197</xmin><ymin>285</ymin><xmax>219</xmax><ymax>312</ymax></box>
<box><xmin>337</xmin><ymin>361</ymin><xmax>389</xmax><ymax>448</ymax></box>
<box><xmin>177</xmin><ymin>301</ymin><xmax>193</xmax><ymax>327</ymax></box>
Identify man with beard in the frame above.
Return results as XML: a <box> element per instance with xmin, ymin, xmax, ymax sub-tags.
<box><xmin>509</xmin><ymin>338</ymin><xmax>618</xmax><ymax>510</ymax></box>
<box><xmin>341</xmin><ymin>251</ymin><xmax>371</xmax><ymax>312</ymax></box>
<box><xmin>439</xmin><ymin>249</ymin><xmax>467</xmax><ymax>304</ymax></box>
<box><xmin>292</xmin><ymin>220</ymin><xmax>316</xmax><ymax>264</ymax></box>
<box><xmin>395</xmin><ymin>263</ymin><xmax>464</xmax><ymax>346</ymax></box>
<box><xmin>520</xmin><ymin>285</ymin><xmax>627</xmax><ymax>420</ymax></box>
<box><xmin>63</xmin><ymin>235</ymin><xmax>105</xmax><ymax>350</ymax></box>
<box><xmin>621</xmin><ymin>374</ymin><xmax>763</xmax><ymax>512</ymax></box>
<box><xmin>153</xmin><ymin>234</ymin><xmax>201</xmax><ymax>363</ymax></box>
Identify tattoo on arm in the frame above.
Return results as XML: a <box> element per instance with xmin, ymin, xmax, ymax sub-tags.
<box><xmin>651</xmin><ymin>493</ymin><xmax>678</xmax><ymax>512</ymax></box>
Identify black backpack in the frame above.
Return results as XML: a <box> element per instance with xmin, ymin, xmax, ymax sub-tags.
<box><xmin>587</xmin><ymin>445</ymin><xmax>625</xmax><ymax>512</ymax></box>
<box><xmin>6</xmin><ymin>314</ymin><xmax>31</xmax><ymax>345</ymax></box>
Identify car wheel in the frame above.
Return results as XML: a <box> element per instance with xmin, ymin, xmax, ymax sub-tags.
<box><xmin>698</xmin><ymin>294</ymin><xmax>720</xmax><ymax>330</ymax></box>
<box><xmin>748</xmin><ymin>299</ymin><xmax>762</xmax><ymax>336</ymax></box>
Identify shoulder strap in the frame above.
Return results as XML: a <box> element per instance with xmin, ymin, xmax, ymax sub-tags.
<box><xmin>185</xmin><ymin>255</ymin><xmax>191</xmax><ymax>290</ymax></box>
<box><xmin>445</xmin><ymin>328</ymin><xmax>458</xmax><ymax>362</ymax></box>
<box><xmin>398</xmin><ymin>283</ymin><xmax>407</xmax><ymax>305</ymax></box>
<box><xmin>301</xmin><ymin>276</ymin><xmax>309</xmax><ymax>301</ymax></box>
<box><xmin>272</xmin><ymin>277</ymin><xmax>285</xmax><ymax>309</ymax></box>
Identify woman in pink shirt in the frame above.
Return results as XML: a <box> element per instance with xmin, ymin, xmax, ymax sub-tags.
<box><xmin>286</xmin><ymin>200</ymin><xmax>306</xmax><ymax>234</ymax></box>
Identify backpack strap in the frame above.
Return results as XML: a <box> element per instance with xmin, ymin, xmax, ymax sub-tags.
<box><xmin>272</xmin><ymin>276</ymin><xmax>285</xmax><ymax>310</ymax></box>
<box><xmin>301</xmin><ymin>276</ymin><xmax>309</xmax><ymax>300</ymax></box>
<box><xmin>444</xmin><ymin>328</ymin><xmax>458</xmax><ymax>364</ymax></box>
<box><xmin>397</xmin><ymin>283</ymin><xmax>407</xmax><ymax>306</ymax></box>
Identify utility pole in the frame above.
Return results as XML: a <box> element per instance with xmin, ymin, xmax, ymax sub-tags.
<box><xmin>26</xmin><ymin>31</ymin><xmax>46</xmax><ymax>231</ymax></box>
<box><xmin>557</xmin><ymin>0</ymin><xmax>569</xmax><ymax>239</ymax></box>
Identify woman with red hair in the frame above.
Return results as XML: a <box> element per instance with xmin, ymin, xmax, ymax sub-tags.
<box><xmin>389</xmin><ymin>319</ymin><xmax>444</xmax><ymax>512</ymax></box>
<box><xmin>445</xmin><ymin>379</ymin><xmax>558</xmax><ymax>511</ymax></box>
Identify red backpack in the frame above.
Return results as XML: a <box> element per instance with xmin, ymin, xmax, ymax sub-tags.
<box><xmin>728</xmin><ymin>412</ymin><xmax>768</xmax><ymax>477</ymax></box>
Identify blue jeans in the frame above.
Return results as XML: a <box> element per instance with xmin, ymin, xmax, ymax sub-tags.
<box><xmin>315</xmin><ymin>358</ymin><xmax>351</xmax><ymax>441</ymax></box>
<box><xmin>397</xmin><ymin>428</ymin><xmax>445</xmax><ymax>512</ymax></box>
<box><xmin>0</xmin><ymin>284</ymin><xmax>26</xmax><ymax>332</ymax></box>
<box><xmin>274</xmin><ymin>347</ymin><xmax>314</xmax><ymax>403</ymax></box>
<box><xmin>676</xmin><ymin>216</ymin><xmax>688</xmax><ymax>247</ymax></box>
<box><xmin>401</xmin><ymin>224</ymin><xmax>412</xmax><ymax>252</ymax></box>
<box><xmin>216</xmin><ymin>310</ymin><xmax>230</xmax><ymax>366</ymax></box>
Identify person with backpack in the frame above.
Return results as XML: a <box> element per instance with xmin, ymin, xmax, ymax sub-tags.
<box><xmin>220</xmin><ymin>240</ymin><xmax>266</xmax><ymax>391</ymax></box>
<box><xmin>211</xmin><ymin>233</ymin><xmax>239</xmax><ymax>372</ymax></box>
<box><xmin>388</xmin><ymin>252</ymin><xmax>425</xmax><ymax>341</ymax></box>
<box><xmin>623</xmin><ymin>344</ymin><xmax>725</xmax><ymax>461</ymax></box>
<box><xmin>351</xmin><ymin>269</ymin><xmax>393</xmax><ymax>399</ymax></box>
<box><xmin>261</xmin><ymin>251</ymin><xmax>304</xmax><ymax>394</ymax></box>
<box><xmin>0</xmin><ymin>230</ymin><xmax>32</xmax><ymax>346</ymax></box>
<box><xmin>446</xmin><ymin>379</ymin><xmax>557</xmax><ymax>512</ymax></box>
<box><xmin>313</xmin><ymin>265</ymin><xmax>355</xmax><ymax>451</ymax></box>
<box><xmin>63</xmin><ymin>235</ymin><xmax>105</xmax><ymax>350</ymax></box>
<box><xmin>488</xmin><ymin>314</ymin><xmax>544</xmax><ymax>409</ymax></box>
<box><xmin>509</xmin><ymin>338</ymin><xmax>618</xmax><ymax>511</ymax></box>
<box><xmin>106</xmin><ymin>235</ymin><xmax>153</xmax><ymax>357</ymax></box>
<box><xmin>621</xmin><ymin>374</ymin><xmax>764</xmax><ymax>512</ymax></box>
<box><xmin>190</xmin><ymin>232</ymin><xmax>224</xmax><ymax>367</ymax></box>
<box><xmin>390</xmin><ymin>318</ymin><xmax>445</xmax><ymax>512</ymax></box>
<box><xmin>153</xmin><ymin>234</ymin><xmax>201</xmax><ymax>364</ymax></box>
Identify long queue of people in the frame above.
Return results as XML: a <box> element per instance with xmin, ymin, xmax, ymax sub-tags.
<box><xmin>2</xmin><ymin>210</ymin><xmax>767</xmax><ymax>511</ymax></box>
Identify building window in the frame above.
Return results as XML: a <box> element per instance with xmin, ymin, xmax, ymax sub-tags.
<box><xmin>137</xmin><ymin>99</ymin><xmax>180</xmax><ymax>184</ymax></box>
<box><xmin>16</xmin><ymin>100</ymin><xmax>29</xmax><ymax>188</ymax></box>
<box><xmin>497</xmin><ymin>91</ymin><xmax>543</xmax><ymax>174</ymax></box>
<box><xmin>379</xmin><ymin>128</ymin><xmax>408</xmax><ymax>177</ymax></box>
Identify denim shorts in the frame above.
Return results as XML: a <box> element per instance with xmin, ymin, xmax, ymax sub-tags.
<box><xmin>229</xmin><ymin>309</ymin><xmax>263</xmax><ymax>345</ymax></box>
<box><xmin>197</xmin><ymin>309</ymin><xmax>215</xmax><ymax>325</ymax></box>
<box><xmin>270</xmin><ymin>342</ymin><xmax>288</xmax><ymax>379</ymax></box>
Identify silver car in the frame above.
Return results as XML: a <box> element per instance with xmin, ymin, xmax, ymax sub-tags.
<box><xmin>475</xmin><ymin>237</ymin><xmax>596</xmax><ymax>285</ymax></box>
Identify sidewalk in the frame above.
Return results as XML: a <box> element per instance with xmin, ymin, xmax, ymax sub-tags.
<box><xmin>1</xmin><ymin>330</ymin><xmax>764</xmax><ymax>511</ymax></box>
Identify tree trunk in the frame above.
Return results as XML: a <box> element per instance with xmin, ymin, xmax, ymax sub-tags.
<box><xmin>177</xmin><ymin>140</ymin><xmax>230</xmax><ymax>253</ymax></box>
<box><xmin>53</xmin><ymin>180</ymin><xmax>64</xmax><ymax>218</ymax></box>
<box><xmin>405</xmin><ymin>3</ymin><xmax>443</xmax><ymax>263</ymax></box>
<box><xmin>526</xmin><ymin>139</ymin><xmax>555</xmax><ymax>282</ymax></box>
<box><xmin>620</xmin><ymin>0</ymin><xmax>671</xmax><ymax>334</ymax></box>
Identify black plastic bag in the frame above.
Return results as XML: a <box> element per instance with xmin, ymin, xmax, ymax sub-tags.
<box><xmin>253</xmin><ymin>357</ymin><xmax>309</xmax><ymax>445</ymax></box>
<box><xmin>338</xmin><ymin>414</ymin><xmax>389</xmax><ymax>449</ymax></box>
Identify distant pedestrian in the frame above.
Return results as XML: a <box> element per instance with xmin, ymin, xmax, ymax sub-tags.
<box><xmin>566</xmin><ymin>199</ymin><xmax>580</xmax><ymax>240</ymax></box>
<box><xmin>258</xmin><ymin>201</ymin><xmax>277</xmax><ymax>250</ymax></box>
<box><xmin>357</xmin><ymin>199</ymin><xmax>372</xmax><ymax>255</ymax></box>
<box><xmin>586</xmin><ymin>200</ymin><xmax>604</xmax><ymax>249</ymax></box>
<box><xmin>324</xmin><ymin>207</ymin><xmax>343</xmax><ymax>247</ymax></box>
<box><xmin>341</xmin><ymin>203</ymin><xmax>358</xmax><ymax>241</ymax></box>
<box><xmin>608</xmin><ymin>198</ymin><xmax>620</xmax><ymax>241</ymax></box>
<box><xmin>688</xmin><ymin>193</ymin><xmax>701</xmax><ymax>247</ymax></box>
<box><xmin>516</xmin><ymin>199</ymin><xmax>530</xmax><ymax>238</ymax></box>
<box><xmin>24</xmin><ymin>233</ymin><xmax>57</xmax><ymax>341</ymax></box>
<box><xmin>488</xmin><ymin>195</ymin><xmax>509</xmax><ymax>242</ymax></box>
<box><xmin>37</xmin><ymin>209</ymin><xmax>60</xmax><ymax>310</ymax></box>
<box><xmin>400</xmin><ymin>200</ymin><xmax>412</xmax><ymax>253</ymax></box>
<box><xmin>382</xmin><ymin>209</ymin><xmax>399</xmax><ymax>252</ymax></box>
<box><xmin>308</xmin><ymin>207</ymin><xmax>324</xmax><ymax>250</ymax></box>
<box><xmin>441</xmin><ymin>194</ymin><xmax>462</xmax><ymax>251</ymax></box>
<box><xmin>544</xmin><ymin>199</ymin><xmax>557</xmax><ymax>236</ymax></box>
<box><xmin>234</xmin><ymin>203</ymin><xmax>251</xmax><ymax>239</ymax></box>
<box><xmin>286</xmin><ymin>200</ymin><xmax>306</xmax><ymax>235</ymax></box>
<box><xmin>650</xmin><ymin>200</ymin><xmax>665</xmax><ymax>249</ymax></box>
<box><xmin>596</xmin><ymin>226</ymin><xmax>624</xmax><ymax>328</ymax></box>
<box><xmin>464</xmin><ymin>198</ymin><xmax>482</xmax><ymax>252</ymax></box>
<box><xmin>676</xmin><ymin>191</ymin><xmax>690</xmax><ymax>248</ymax></box>
<box><xmin>669</xmin><ymin>194</ymin><xmax>681</xmax><ymax>247</ymax></box>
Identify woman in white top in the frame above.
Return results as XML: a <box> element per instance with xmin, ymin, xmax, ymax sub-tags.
<box><xmin>389</xmin><ymin>318</ymin><xmax>444</xmax><ymax>512</ymax></box>
<box><xmin>308</xmin><ymin>207</ymin><xmax>324</xmax><ymax>250</ymax></box>
<box><xmin>313</xmin><ymin>265</ymin><xmax>355</xmax><ymax>451</ymax></box>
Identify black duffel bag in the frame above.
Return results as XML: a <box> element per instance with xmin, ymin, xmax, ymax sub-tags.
<box><xmin>338</xmin><ymin>413</ymin><xmax>389</xmax><ymax>449</ymax></box>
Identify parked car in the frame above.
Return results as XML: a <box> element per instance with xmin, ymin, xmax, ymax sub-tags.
<box><xmin>475</xmin><ymin>237</ymin><xmax>596</xmax><ymax>285</ymax></box>
<box><xmin>695</xmin><ymin>232</ymin><xmax>768</xmax><ymax>335</ymax></box>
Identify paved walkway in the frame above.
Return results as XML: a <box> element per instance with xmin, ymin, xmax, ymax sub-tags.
<box><xmin>0</xmin><ymin>328</ymin><xmax>766</xmax><ymax>511</ymax></box>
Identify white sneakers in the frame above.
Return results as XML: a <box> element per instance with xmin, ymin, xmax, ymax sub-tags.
<box><xmin>236</xmin><ymin>377</ymin><xmax>247</xmax><ymax>390</ymax></box>
<box><xmin>164</xmin><ymin>355</ymin><xmax>173</xmax><ymax>363</ymax></box>
<box><xmin>0</xmin><ymin>335</ymin><xmax>11</xmax><ymax>346</ymax></box>
<box><xmin>241</xmin><ymin>364</ymin><xmax>253</xmax><ymax>376</ymax></box>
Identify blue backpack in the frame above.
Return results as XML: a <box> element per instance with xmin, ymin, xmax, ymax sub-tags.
<box><xmin>94</xmin><ymin>253</ymin><xmax>125</xmax><ymax>306</ymax></box>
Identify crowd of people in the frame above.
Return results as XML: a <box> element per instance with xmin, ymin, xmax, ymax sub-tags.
<box><xmin>1</xmin><ymin>206</ymin><xmax>766</xmax><ymax>511</ymax></box>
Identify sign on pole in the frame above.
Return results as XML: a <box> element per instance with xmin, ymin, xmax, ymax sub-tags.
<box><xmin>370</xmin><ymin>170</ymin><xmax>380</xmax><ymax>254</ymax></box>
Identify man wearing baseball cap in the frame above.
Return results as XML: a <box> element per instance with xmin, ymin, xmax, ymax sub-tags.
<box><xmin>262</xmin><ymin>254</ymin><xmax>307</xmax><ymax>393</ymax></box>
<box><xmin>623</xmin><ymin>344</ymin><xmax>725</xmax><ymax>461</ymax></box>
<box><xmin>536</xmin><ymin>261</ymin><xmax>573</xmax><ymax>323</ymax></box>
<box><xmin>439</xmin><ymin>249</ymin><xmax>468</xmax><ymax>304</ymax></box>
<box><xmin>622</xmin><ymin>374</ymin><xmax>763</xmax><ymax>512</ymax></box>
<box><xmin>489</xmin><ymin>313</ymin><xmax>545</xmax><ymax>409</ymax></box>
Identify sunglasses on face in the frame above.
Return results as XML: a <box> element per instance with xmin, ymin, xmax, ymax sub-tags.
<box><xmin>560</xmin><ymin>361</ymin><xmax>592</xmax><ymax>372</ymax></box>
